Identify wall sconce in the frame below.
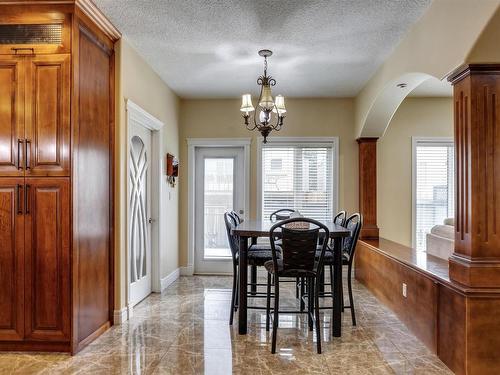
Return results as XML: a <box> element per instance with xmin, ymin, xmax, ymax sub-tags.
<box><xmin>166</xmin><ymin>153</ymin><xmax>178</xmax><ymax>187</ymax></box>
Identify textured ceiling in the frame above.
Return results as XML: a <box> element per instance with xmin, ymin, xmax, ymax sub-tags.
<box><xmin>95</xmin><ymin>0</ymin><xmax>432</xmax><ymax>98</ymax></box>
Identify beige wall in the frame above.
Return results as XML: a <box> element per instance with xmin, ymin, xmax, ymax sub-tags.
<box><xmin>355</xmin><ymin>0</ymin><xmax>498</xmax><ymax>138</ymax></box>
<box><xmin>115</xmin><ymin>39</ymin><xmax>180</xmax><ymax>309</ymax></box>
<box><xmin>178</xmin><ymin>98</ymin><xmax>358</xmax><ymax>267</ymax></box>
<box><xmin>377</xmin><ymin>97</ymin><xmax>453</xmax><ymax>247</ymax></box>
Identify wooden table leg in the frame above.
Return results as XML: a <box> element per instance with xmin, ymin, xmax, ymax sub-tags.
<box><xmin>238</xmin><ymin>236</ymin><xmax>248</xmax><ymax>334</ymax></box>
<box><xmin>250</xmin><ymin>237</ymin><xmax>257</xmax><ymax>295</ymax></box>
<box><xmin>332</xmin><ymin>237</ymin><xmax>342</xmax><ymax>337</ymax></box>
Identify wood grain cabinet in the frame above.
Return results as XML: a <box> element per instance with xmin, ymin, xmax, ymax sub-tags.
<box><xmin>0</xmin><ymin>2</ymin><xmax>119</xmax><ymax>354</ymax></box>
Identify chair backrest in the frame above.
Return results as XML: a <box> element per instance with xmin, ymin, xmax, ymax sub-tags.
<box><xmin>269</xmin><ymin>218</ymin><xmax>329</xmax><ymax>275</ymax></box>
<box><xmin>334</xmin><ymin>210</ymin><xmax>347</xmax><ymax>226</ymax></box>
<box><xmin>270</xmin><ymin>208</ymin><xmax>298</xmax><ymax>222</ymax></box>
<box><xmin>231</xmin><ymin>210</ymin><xmax>243</xmax><ymax>224</ymax></box>
<box><xmin>224</xmin><ymin>212</ymin><xmax>239</xmax><ymax>260</ymax></box>
<box><xmin>343</xmin><ymin>213</ymin><xmax>362</xmax><ymax>263</ymax></box>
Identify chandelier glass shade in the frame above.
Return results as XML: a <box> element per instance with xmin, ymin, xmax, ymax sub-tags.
<box><xmin>240</xmin><ymin>49</ymin><xmax>286</xmax><ymax>143</ymax></box>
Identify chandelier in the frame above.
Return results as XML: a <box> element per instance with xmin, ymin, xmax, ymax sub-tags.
<box><xmin>240</xmin><ymin>49</ymin><xmax>286</xmax><ymax>143</ymax></box>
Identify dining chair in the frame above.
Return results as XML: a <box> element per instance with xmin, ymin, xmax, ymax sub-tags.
<box><xmin>224</xmin><ymin>212</ymin><xmax>279</xmax><ymax>326</ymax></box>
<box><xmin>317</xmin><ymin>213</ymin><xmax>362</xmax><ymax>325</ymax></box>
<box><xmin>265</xmin><ymin>217</ymin><xmax>329</xmax><ymax>354</ymax></box>
<box><xmin>269</xmin><ymin>208</ymin><xmax>297</xmax><ymax>222</ymax></box>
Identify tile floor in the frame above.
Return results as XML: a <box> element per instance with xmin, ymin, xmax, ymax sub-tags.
<box><xmin>0</xmin><ymin>273</ymin><xmax>453</xmax><ymax>374</ymax></box>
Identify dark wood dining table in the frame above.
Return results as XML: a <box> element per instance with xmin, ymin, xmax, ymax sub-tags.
<box><xmin>231</xmin><ymin>220</ymin><xmax>351</xmax><ymax>337</ymax></box>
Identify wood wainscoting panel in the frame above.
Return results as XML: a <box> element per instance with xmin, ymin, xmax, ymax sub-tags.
<box><xmin>355</xmin><ymin>241</ymin><xmax>437</xmax><ymax>351</ymax></box>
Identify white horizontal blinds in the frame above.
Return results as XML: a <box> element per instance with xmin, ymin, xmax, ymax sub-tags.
<box><xmin>415</xmin><ymin>141</ymin><xmax>455</xmax><ymax>251</ymax></box>
<box><xmin>261</xmin><ymin>142</ymin><xmax>335</xmax><ymax>222</ymax></box>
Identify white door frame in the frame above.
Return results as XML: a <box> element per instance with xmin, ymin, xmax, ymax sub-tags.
<box><xmin>186</xmin><ymin>138</ymin><xmax>251</xmax><ymax>276</ymax></box>
<box><xmin>126</xmin><ymin>99</ymin><xmax>165</xmax><ymax>317</ymax></box>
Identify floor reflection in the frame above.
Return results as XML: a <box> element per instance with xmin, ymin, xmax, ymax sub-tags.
<box><xmin>0</xmin><ymin>273</ymin><xmax>452</xmax><ymax>374</ymax></box>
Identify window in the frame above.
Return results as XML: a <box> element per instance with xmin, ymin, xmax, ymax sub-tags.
<box><xmin>413</xmin><ymin>138</ymin><xmax>455</xmax><ymax>251</ymax></box>
<box><xmin>259</xmin><ymin>138</ymin><xmax>338</xmax><ymax>222</ymax></box>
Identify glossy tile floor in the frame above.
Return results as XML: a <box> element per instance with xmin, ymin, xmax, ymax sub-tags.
<box><xmin>0</xmin><ymin>273</ymin><xmax>452</xmax><ymax>374</ymax></box>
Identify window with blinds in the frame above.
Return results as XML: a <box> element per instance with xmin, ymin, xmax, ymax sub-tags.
<box><xmin>414</xmin><ymin>139</ymin><xmax>455</xmax><ymax>251</ymax></box>
<box><xmin>260</xmin><ymin>140</ymin><xmax>337</xmax><ymax>222</ymax></box>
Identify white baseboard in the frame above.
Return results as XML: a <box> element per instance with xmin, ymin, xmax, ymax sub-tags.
<box><xmin>161</xmin><ymin>268</ymin><xmax>180</xmax><ymax>291</ymax></box>
<box><xmin>180</xmin><ymin>264</ymin><xmax>194</xmax><ymax>276</ymax></box>
<box><xmin>113</xmin><ymin>307</ymin><xmax>128</xmax><ymax>325</ymax></box>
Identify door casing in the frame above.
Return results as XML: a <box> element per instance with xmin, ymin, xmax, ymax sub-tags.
<box><xmin>186</xmin><ymin>138</ymin><xmax>251</xmax><ymax>276</ymax></box>
<box><xmin>125</xmin><ymin>100</ymin><xmax>165</xmax><ymax>320</ymax></box>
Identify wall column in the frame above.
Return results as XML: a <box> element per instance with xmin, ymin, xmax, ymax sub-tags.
<box><xmin>357</xmin><ymin>138</ymin><xmax>379</xmax><ymax>239</ymax></box>
<box><xmin>449</xmin><ymin>64</ymin><xmax>500</xmax><ymax>287</ymax></box>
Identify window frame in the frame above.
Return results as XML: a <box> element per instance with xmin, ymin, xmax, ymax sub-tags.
<box><xmin>411</xmin><ymin>136</ymin><xmax>454</xmax><ymax>250</ymax></box>
<box><xmin>256</xmin><ymin>137</ymin><xmax>339</xmax><ymax>222</ymax></box>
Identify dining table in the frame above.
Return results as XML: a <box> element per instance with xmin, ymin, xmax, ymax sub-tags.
<box><xmin>231</xmin><ymin>219</ymin><xmax>351</xmax><ymax>337</ymax></box>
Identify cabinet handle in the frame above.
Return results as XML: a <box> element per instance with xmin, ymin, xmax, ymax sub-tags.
<box><xmin>16</xmin><ymin>184</ymin><xmax>23</xmax><ymax>215</ymax></box>
<box><xmin>17</xmin><ymin>139</ymin><xmax>24</xmax><ymax>170</ymax></box>
<box><xmin>25</xmin><ymin>184</ymin><xmax>30</xmax><ymax>215</ymax></box>
<box><xmin>25</xmin><ymin>139</ymin><xmax>31</xmax><ymax>170</ymax></box>
<box><xmin>11</xmin><ymin>47</ymin><xmax>35</xmax><ymax>55</ymax></box>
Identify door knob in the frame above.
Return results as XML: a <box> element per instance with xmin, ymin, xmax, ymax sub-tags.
<box><xmin>239</xmin><ymin>210</ymin><xmax>244</xmax><ymax>214</ymax></box>
<box><xmin>148</xmin><ymin>218</ymin><xmax>155</xmax><ymax>224</ymax></box>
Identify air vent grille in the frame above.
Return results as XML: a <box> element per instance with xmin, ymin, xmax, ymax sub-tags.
<box><xmin>0</xmin><ymin>24</ymin><xmax>62</xmax><ymax>44</ymax></box>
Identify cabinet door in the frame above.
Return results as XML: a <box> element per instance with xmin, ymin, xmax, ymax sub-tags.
<box><xmin>24</xmin><ymin>178</ymin><xmax>70</xmax><ymax>342</ymax></box>
<box><xmin>0</xmin><ymin>57</ymin><xmax>25</xmax><ymax>177</ymax></box>
<box><xmin>0</xmin><ymin>178</ymin><xmax>24</xmax><ymax>340</ymax></box>
<box><xmin>25</xmin><ymin>55</ymin><xmax>70</xmax><ymax>177</ymax></box>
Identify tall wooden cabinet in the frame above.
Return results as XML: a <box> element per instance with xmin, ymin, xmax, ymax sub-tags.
<box><xmin>0</xmin><ymin>1</ymin><xmax>119</xmax><ymax>353</ymax></box>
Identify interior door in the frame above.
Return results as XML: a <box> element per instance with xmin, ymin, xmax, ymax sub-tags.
<box><xmin>25</xmin><ymin>54</ymin><xmax>70</xmax><ymax>176</ymax></box>
<box><xmin>194</xmin><ymin>147</ymin><xmax>245</xmax><ymax>274</ymax></box>
<box><xmin>128</xmin><ymin>122</ymin><xmax>152</xmax><ymax>307</ymax></box>
<box><xmin>0</xmin><ymin>56</ymin><xmax>25</xmax><ymax>177</ymax></box>
<box><xmin>24</xmin><ymin>177</ymin><xmax>70</xmax><ymax>342</ymax></box>
<box><xmin>0</xmin><ymin>178</ymin><xmax>25</xmax><ymax>340</ymax></box>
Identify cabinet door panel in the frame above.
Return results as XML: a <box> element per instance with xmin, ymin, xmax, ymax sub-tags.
<box><xmin>25</xmin><ymin>178</ymin><xmax>70</xmax><ymax>341</ymax></box>
<box><xmin>0</xmin><ymin>178</ymin><xmax>24</xmax><ymax>340</ymax></box>
<box><xmin>25</xmin><ymin>55</ymin><xmax>70</xmax><ymax>176</ymax></box>
<box><xmin>0</xmin><ymin>57</ymin><xmax>24</xmax><ymax>176</ymax></box>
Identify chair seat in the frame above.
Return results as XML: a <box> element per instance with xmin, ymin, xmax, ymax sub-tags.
<box><xmin>249</xmin><ymin>243</ymin><xmax>273</xmax><ymax>251</ymax></box>
<box><xmin>264</xmin><ymin>259</ymin><xmax>318</xmax><ymax>277</ymax></box>
<box><xmin>316</xmin><ymin>250</ymin><xmax>349</xmax><ymax>265</ymax></box>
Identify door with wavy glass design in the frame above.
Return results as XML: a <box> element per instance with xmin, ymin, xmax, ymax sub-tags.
<box><xmin>129</xmin><ymin>123</ymin><xmax>152</xmax><ymax>307</ymax></box>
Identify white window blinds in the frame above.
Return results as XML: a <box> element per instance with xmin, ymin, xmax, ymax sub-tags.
<box><xmin>414</xmin><ymin>139</ymin><xmax>455</xmax><ymax>251</ymax></box>
<box><xmin>261</xmin><ymin>141</ymin><xmax>337</xmax><ymax>222</ymax></box>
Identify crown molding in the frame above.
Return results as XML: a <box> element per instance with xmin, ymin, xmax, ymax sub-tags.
<box><xmin>76</xmin><ymin>0</ymin><xmax>121</xmax><ymax>41</ymax></box>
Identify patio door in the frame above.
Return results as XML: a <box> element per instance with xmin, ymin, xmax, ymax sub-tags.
<box><xmin>194</xmin><ymin>147</ymin><xmax>245</xmax><ymax>274</ymax></box>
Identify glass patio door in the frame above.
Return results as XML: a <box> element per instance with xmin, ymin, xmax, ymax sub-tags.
<box><xmin>194</xmin><ymin>147</ymin><xmax>245</xmax><ymax>274</ymax></box>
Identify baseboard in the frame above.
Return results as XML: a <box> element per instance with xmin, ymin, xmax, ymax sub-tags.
<box><xmin>180</xmin><ymin>264</ymin><xmax>194</xmax><ymax>276</ymax></box>
<box><xmin>161</xmin><ymin>268</ymin><xmax>180</xmax><ymax>291</ymax></box>
<box><xmin>113</xmin><ymin>307</ymin><xmax>128</xmax><ymax>324</ymax></box>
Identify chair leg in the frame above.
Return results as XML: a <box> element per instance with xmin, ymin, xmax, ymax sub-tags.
<box><xmin>235</xmin><ymin>268</ymin><xmax>239</xmax><ymax>310</ymax></box>
<box><xmin>347</xmin><ymin>263</ymin><xmax>356</xmax><ymax>326</ymax></box>
<box><xmin>271</xmin><ymin>276</ymin><xmax>280</xmax><ymax>354</ymax></box>
<box><xmin>251</xmin><ymin>265</ymin><xmax>257</xmax><ymax>295</ymax></box>
<box><xmin>308</xmin><ymin>278</ymin><xmax>314</xmax><ymax>331</ymax></box>
<box><xmin>300</xmin><ymin>277</ymin><xmax>306</xmax><ymax>312</ymax></box>
<box><xmin>266</xmin><ymin>272</ymin><xmax>271</xmax><ymax>331</ymax></box>
<box><xmin>314</xmin><ymin>276</ymin><xmax>322</xmax><ymax>354</ymax></box>
<box><xmin>295</xmin><ymin>277</ymin><xmax>299</xmax><ymax>298</ymax></box>
<box><xmin>229</xmin><ymin>264</ymin><xmax>237</xmax><ymax>326</ymax></box>
<box><xmin>329</xmin><ymin>265</ymin><xmax>334</xmax><ymax>312</ymax></box>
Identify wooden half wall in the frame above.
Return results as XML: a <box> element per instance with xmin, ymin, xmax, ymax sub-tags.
<box><xmin>355</xmin><ymin>239</ymin><xmax>500</xmax><ymax>375</ymax></box>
